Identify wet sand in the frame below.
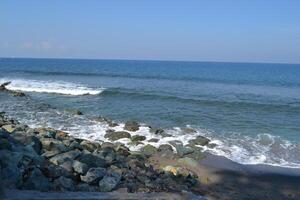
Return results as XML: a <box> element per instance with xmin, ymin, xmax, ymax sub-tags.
<box><xmin>150</xmin><ymin>153</ymin><xmax>300</xmax><ymax>200</ymax></box>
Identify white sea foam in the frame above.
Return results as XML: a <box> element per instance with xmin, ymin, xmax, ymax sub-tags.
<box><xmin>0</xmin><ymin>78</ymin><xmax>104</xmax><ymax>96</ymax></box>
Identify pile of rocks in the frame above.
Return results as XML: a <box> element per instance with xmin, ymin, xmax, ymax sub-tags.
<box><xmin>0</xmin><ymin>82</ymin><xmax>25</xmax><ymax>97</ymax></box>
<box><xmin>0</xmin><ymin>113</ymin><xmax>199</xmax><ymax>193</ymax></box>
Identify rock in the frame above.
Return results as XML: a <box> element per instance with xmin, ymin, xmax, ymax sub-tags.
<box><xmin>188</xmin><ymin>136</ymin><xmax>210</xmax><ymax>146</ymax></box>
<box><xmin>77</xmin><ymin>153</ymin><xmax>107</xmax><ymax>168</ymax></box>
<box><xmin>115</xmin><ymin>145</ymin><xmax>130</xmax><ymax>157</ymax></box>
<box><xmin>40</xmin><ymin>138</ymin><xmax>68</xmax><ymax>152</ymax></box>
<box><xmin>37</xmin><ymin>128</ymin><xmax>56</xmax><ymax>138</ymax></box>
<box><xmin>99</xmin><ymin>173</ymin><xmax>121</xmax><ymax>192</ymax></box>
<box><xmin>158</xmin><ymin>144</ymin><xmax>173</xmax><ymax>153</ymax></box>
<box><xmin>13</xmin><ymin>134</ymin><xmax>42</xmax><ymax>154</ymax></box>
<box><xmin>0</xmin><ymin>81</ymin><xmax>11</xmax><ymax>90</ymax></box>
<box><xmin>80</xmin><ymin>167</ymin><xmax>107</xmax><ymax>185</ymax></box>
<box><xmin>55</xmin><ymin>131</ymin><xmax>69</xmax><ymax>140</ymax></box>
<box><xmin>10</xmin><ymin>91</ymin><xmax>26</xmax><ymax>97</ymax></box>
<box><xmin>22</xmin><ymin>168</ymin><xmax>52</xmax><ymax>191</ymax></box>
<box><xmin>162</xmin><ymin>165</ymin><xmax>196</xmax><ymax>178</ymax></box>
<box><xmin>53</xmin><ymin>176</ymin><xmax>75</xmax><ymax>191</ymax></box>
<box><xmin>169</xmin><ymin>140</ymin><xmax>194</xmax><ymax>157</ymax></box>
<box><xmin>141</xmin><ymin>144</ymin><xmax>157</xmax><ymax>156</ymax></box>
<box><xmin>148</xmin><ymin>138</ymin><xmax>159</xmax><ymax>143</ymax></box>
<box><xmin>128</xmin><ymin>141</ymin><xmax>144</xmax><ymax>146</ymax></box>
<box><xmin>72</xmin><ymin>160</ymin><xmax>88</xmax><ymax>175</ymax></box>
<box><xmin>2</xmin><ymin>124</ymin><xmax>16</xmax><ymax>133</ymax></box>
<box><xmin>49</xmin><ymin>150</ymin><xmax>81</xmax><ymax>165</ymax></box>
<box><xmin>41</xmin><ymin>163</ymin><xmax>72</xmax><ymax>179</ymax></box>
<box><xmin>131</xmin><ymin>135</ymin><xmax>146</xmax><ymax>142</ymax></box>
<box><xmin>76</xmin><ymin>183</ymin><xmax>98</xmax><ymax>192</ymax></box>
<box><xmin>60</xmin><ymin>160</ymin><xmax>73</xmax><ymax>173</ymax></box>
<box><xmin>80</xmin><ymin>140</ymin><xmax>99</xmax><ymax>152</ymax></box>
<box><xmin>150</xmin><ymin>128</ymin><xmax>172</xmax><ymax>137</ymax></box>
<box><xmin>104</xmin><ymin>131</ymin><xmax>131</xmax><ymax>141</ymax></box>
<box><xmin>124</xmin><ymin>121</ymin><xmax>140</xmax><ymax>132</ymax></box>
<box><xmin>207</xmin><ymin>143</ymin><xmax>217</xmax><ymax>148</ymax></box>
<box><xmin>183</xmin><ymin>127</ymin><xmax>197</xmax><ymax>134</ymax></box>
<box><xmin>0</xmin><ymin>138</ymin><xmax>12</xmax><ymax>150</ymax></box>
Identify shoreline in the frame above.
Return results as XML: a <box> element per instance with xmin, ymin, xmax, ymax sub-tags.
<box><xmin>1</xmin><ymin>112</ymin><xmax>300</xmax><ymax>199</ymax></box>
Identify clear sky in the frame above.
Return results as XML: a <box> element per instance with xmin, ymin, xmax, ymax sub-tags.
<box><xmin>1</xmin><ymin>0</ymin><xmax>300</xmax><ymax>63</ymax></box>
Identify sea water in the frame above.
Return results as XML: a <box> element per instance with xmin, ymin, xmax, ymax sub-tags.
<box><xmin>0</xmin><ymin>58</ymin><xmax>300</xmax><ymax>168</ymax></box>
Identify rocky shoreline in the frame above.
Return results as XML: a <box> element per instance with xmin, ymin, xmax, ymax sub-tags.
<box><xmin>0</xmin><ymin>111</ymin><xmax>209</xmax><ymax>198</ymax></box>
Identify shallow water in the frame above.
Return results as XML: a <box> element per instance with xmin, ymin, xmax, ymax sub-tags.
<box><xmin>0</xmin><ymin>58</ymin><xmax>300</xmax><ymax>168</ymax></box>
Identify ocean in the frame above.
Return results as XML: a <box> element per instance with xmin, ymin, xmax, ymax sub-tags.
<box><xmin>0</xmin><ymin>58</ymin><xmax>300</xmax><ymax>168</ymax></box>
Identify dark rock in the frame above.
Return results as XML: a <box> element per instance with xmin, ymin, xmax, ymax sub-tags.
<box><xmin>183</xmin><ymin>127</ymin><xmax>197</xmax><ymax>134</ymax></box>
<box><xmin>80</xmin><ymin>140</ymin><xmax>99</xmax><ymax>152</ymax></box>
<box><xmin>10</xmin><ymin>91</ymin><xmax>26</xmax><ymax>97</ymax></box>
<box><xmin>72</xmin><ymin>160</ymin><xmax>88</xmax><ymax>175</ymax></box>
<box><xmin>49</xmin><ymin>150</ymin><xmax>81</xmax><ymax>165</ymax></box>
<box><xmin>158</xmin><ymin>144</ymin><xmax>173</xmax><ymax>153</ymax></box>
<box><xmin>0</xmin><ymin>138</ymin><xmax>12</xmax><ymax>150</ymax></box>
<box><xmin>77</xmin><ymin>153</ymin><xmax>107</xmax><ymax>168</ymax></box>
<box><xmin>131</xmin><ymin>135</ymin><xmax>146</xmax><ymax>142</ymax></box>
<box><xmin>76</xmin><ymin>183</ymin><xmax>99</xmax><ymax>192</ymax></box>
<box><xmin>22</xmin><ymin>168</ymin><xmax>52</xmax><ymax>191</ymax></box>
<box><xmin>99</xmin><ymin>173</ymin><xmax>121</xmax><ymax>192</ymax></box>
<box><xmin>53</xmin><ymin>176</ymin><xmax>75</xmax><ymax>191</ymax></box>
<box><xmin>104</xmin><ymin>131</ymin><xmax>131</xmax><ymax>141</ymax></box>
<box><xmin>169</xmin><ymin>140</ymin><xmax>194</xmax><ymax>157</ymax></box>
<box><xmin>150</xmin><ymin>128</ymin><xmax>172</xmax><ymax>137</ymax></box>
<box><xmin>80</xmin><ymin>167</ymin><xmax>107</xmax><ymax>185</ymax></box>
<box><xmin>141</xmin><ymin>144</ymin><xmax>157</xmax><ymax>156</ymax></box>
<box><xmin>37</xmin><ymin>128</ymin><xmax>56</xmax><ymax>138</ymax></box>
<box><xmin>188</xmin><ymin>136</ymin><xmax>210</xmax><ymax>146</ymax></box>
<box><xmin>124</xmin><ymin>121</ymin><xmax>140</xmax><ymax>132</ymax></box>
<box><xmin>148</xmin><ymin>138</ymin><xmax>159</xmax><ymax>143</ymax></box>
<box><xmin>60</xmin><ymin>160</ymin><xmax>73</xmax><ymax>173</ymax></box>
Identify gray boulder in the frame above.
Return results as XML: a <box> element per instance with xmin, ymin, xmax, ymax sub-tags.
<box><xmin>188</xmin><ymin>136</ymin><xmax>210</xmax><ymax>146</ymax></box>
<box><xmin>124</xmin><ymin>121</ymin><xmax>140</xmax><ymax>132</ymax></box>
<box><xmin>98</xmin><ymin>173</ymin><xmax>121</xmax><ymax>192</ymax></box>
<box><xmin>131</xmin><ymin>135</ymin><xmax>146</xmax><ymax>142</ymax></box>
<box><xmin>53</xmin><ymin>176</ymin><xmax>75</xmax><ymax>191</ymax></box>
<box><xmin>22</xmin><ymin>168</ymin><xmax>52</xmax><ymax>191</ymax></box>
<box><xmin>77</xmin><ymin>153</ymin><xmax>107</xmax><ymax>168</ymax></box>
<box><xmin>72</xmin><ymin>160</ymin><xmax>88</xmax><ymax>175</ymax></box>
<box><xmin>49</xmin><ymin>150</ymin><xmax>81</xmax><ymax>165</ymax></box>
<box><xmin>80</xmin><ymin>167</ymin><xmax>107</xmax><ymax>185</ymax></box>
<box><xmin>141</xmin><ymin>144</ymin><xmax>157</xmax><ymax>156</ymax></box>
<box><xmin>104</xmin><ymin>131</ymin><xmax>131</xmax><ymax>141</ymax></box>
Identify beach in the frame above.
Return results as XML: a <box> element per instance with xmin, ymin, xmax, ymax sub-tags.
<box><xmin>1</xmin><ymin>58</ymin><xmax>300</xmax><ymax>199</ymax></box>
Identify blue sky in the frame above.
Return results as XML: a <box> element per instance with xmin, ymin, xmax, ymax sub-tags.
<box><xmin>1</xmin><ymin>0</ymin><xmax>300</xmax><ymax>63</ymax></box>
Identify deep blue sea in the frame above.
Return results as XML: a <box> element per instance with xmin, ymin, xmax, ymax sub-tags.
<box><xmin>1</xmin><ymin>58</ymin><xmax>300</xmax><ymax>168</ymax></box>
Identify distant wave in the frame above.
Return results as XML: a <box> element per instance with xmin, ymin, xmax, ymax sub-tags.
<box><xmin>102</xmin><ymin>88</ymin><xmax>300</xmax><ymax>110</ymax></box>
<box><xmin>0</xmin><ymin>78</ymin><xmax>104</xmax><ymax>96</ymax></box>
<box><xmin>7</xmin><ymin>69</ymin><xmax>300</xmax><ymax>87</ymax></box>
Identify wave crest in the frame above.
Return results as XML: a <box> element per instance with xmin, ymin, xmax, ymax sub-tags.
<box><xmin>0</xmin><ymin>79</ymin><xmax>104</xmax><ymax>96</ymax></box>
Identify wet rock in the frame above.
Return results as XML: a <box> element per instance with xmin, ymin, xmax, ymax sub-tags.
<box><xmin>41</xmin><ymin>163</ymin><xmax>72</xmax><ymax>179</ymax></box>
<box><xmin>77</xmin><ymin>153</ymin><xmax>107</xmax><ymax>168</ymax></box>
<box><xmin>72</xmin><ymin>160</ymin><xmax>88</xmax><ymax>175</ymax></box>
<box><xmin>128</xmin><ymin>141</ymin><xmax>144</xmax><ymax>146</ymax></box>
<box><xmin>104</xmin><ymin>131</ymin><xmax>131</xmax><ymax>141</ymax></box>
<box><xmin>124</xmin><ymin>121</ymin><xmax>140</xmax><ymax>132</ymax></box>
<box><xmin>53</xmin><ymin>176</ymin><xmax>75</xmax><ymax>191</ymax></box>
<box><xmin>12</xmin><ymin>134</ymin><xmax>42</xmax><ymax>154</ymax></box>
<box><xmin>37</xmin><ymin>128</ymin><xmax>56</xmax><ymax>139</ymax></box>
<box><xmin>207</xmin><ymin>143</ymin><xmax>217</xmax><ymax>148</ymax></box>
<box><xmin>49</xmin><ymin>150</ymin><xmax>81</xmax><ymax>165</ymax></box>
<box><xmin>95</xmin><ymin>116</ymin><xmax>118</xmax><ymax>127</ymax></box>
<box><xmin>131</xmin><ymin>135</ymin><xmax>146</xmax><ymax>142</ymax></box>
<box><xmin>183</xmin><ymin>127</ymin><xmax>197</xmax><ymax>134</ymax></box>
<box><xmin>2</xmin><ymin>124</ymin><xmax>16</xmax><ymax>133</ymax></box>
<box><xmin>10</xmin><ymin>91</ymin><xmax>26</xmax><ymax>97</ymax></box>
<box><xmin>188</xmin><ymin>136</ymin><xmax>210</xmax><ymax>146</ymax></box>
<box><xmin>169</xmin><ymin>140</ymin><xmax>194</xmax><ymax>157</ymax></box>
<box><xmin>141</xmin><ymin>144</ymin><xmax>157</xmax><ymax>156</ymax></box>
<box><xmin>148</xmin><ymin>138</ymin><xmax>159</xmax><ymax>143</ymax></box>
<box><xmin>22</xmin><ymin>168</ymin><xmax>52</xmax><ymax>191</ymax></box>
<box><xmin>150</xmin><ymin>128</ymin><xmax>172</xmax><ymax>138</ymax></box>
<box><xmin>158</xmin><ymin>144</ymin><xmax>173</xmax><ymax>153</ymax></box>
<box><xmin>99</xmin><ymin>173</ymin><xmax>121</xmax><ymax>192</ymax></box>
<box><xmin>115</xmin><ymin>145</ymin><xmax>130</xmax><ymax>157</ymax></box>
<box><xmin>60</xmin><ymin>160</ymin><xmax>73</xmax><ymax>173</ymax></box>
<box><xmin>80</xmin><ymin>167</ymin><xmax>107</xmax><ymax>185</ymax></box>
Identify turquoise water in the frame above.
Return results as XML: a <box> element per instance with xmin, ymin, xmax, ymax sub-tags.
<box><xmin>1</xmin><ymin>58</ymin><xmax>300</xmax><ymax>168</ymax></box>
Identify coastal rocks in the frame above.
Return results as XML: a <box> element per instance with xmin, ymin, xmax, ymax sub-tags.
<box><xmin>77</xmin><ymin>153</ymin><xmax>107</xmax><ymax>168</ymax></box>
<box><xmin>80</xmin><ymin>140</ymin><xmax>99</xmax><ymax>152</ymax></box>
<box><xmin>80</xmin><ymin>167</ymin><xmax>107</xmax><ymax>184</ymax></box>
<box><xmin>150</xmin><ymin>128</ymin><xmax>172</xmax><ymax>138</ymax></box>
<box><xmin>131</xmin><ymin>135</ymin><xmax>146</xmax><ymax>142</ymax></box>
<box><xmin>148</xmin><ymin>138</ymin><xmax>159</xmax><ymax>143</ymax></box>
<box><xmin>94</xmin><ymin>116</ymin><xmax>118</xmax><ymax>127</ymax></box>
<box><xmin>53</xmin><ymin>176</ymin><xmax>75</xmax><ymax>191</ymax></box>
<box><xmin>98</xmin><ymin>173</ymin><xmax>121</xmax><ymax>192</ymax></box>
<box><xmin>49</xmin><ymin>150</ymin><xmax>81</xmax><ymax>165</ymax></box>
<box><xmin>0</xmin><ymin>81</ymin><xmax>26</xmax><ymax>97</ymax></box>
<box><xmin>162</xmin><ymin>165</ymin><xmax>196</xmax><ymax>178</ymax></box>
<box><xmin>2</xmin><ymin>124</ymin><xmax>16</xmax><ymax>133</ymax></box>
<box><xmin>169</xmin><ymin>140</ymin><xmax>194</xmax><ymax>157</ymax></box>
<box><xmin>72</xmin><ymin>160</ymin><xmax>88</xmax><ymax>175</ymax></box>
<box><xmin>124</xmin><ymin>121</ymin><xmax>140</xmax><ymax>132</ymax></box>
<box><xmin>188</xmin><ymin>136</ymin><xmax>210</xmax><ymax>147</ymax></box>
<box><xmin>141</xmin><ymin>144</ymin><xmax>158</xmax><ymax>156</ymax></box>
<box><xmin>22</xmin><ymin>168</ymin><xmax>52</xmax><ymax>191</ymax></box>
<box><xmin>104</xmin><ymin>131</ymin><xmax>131</xmax><ymax>141</ymax></box>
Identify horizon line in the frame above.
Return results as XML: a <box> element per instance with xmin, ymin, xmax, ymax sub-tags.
<box><xmin>1</xmin><ymin>56</ymin><xmax>300</xmax><ymax>65</ymax></box>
